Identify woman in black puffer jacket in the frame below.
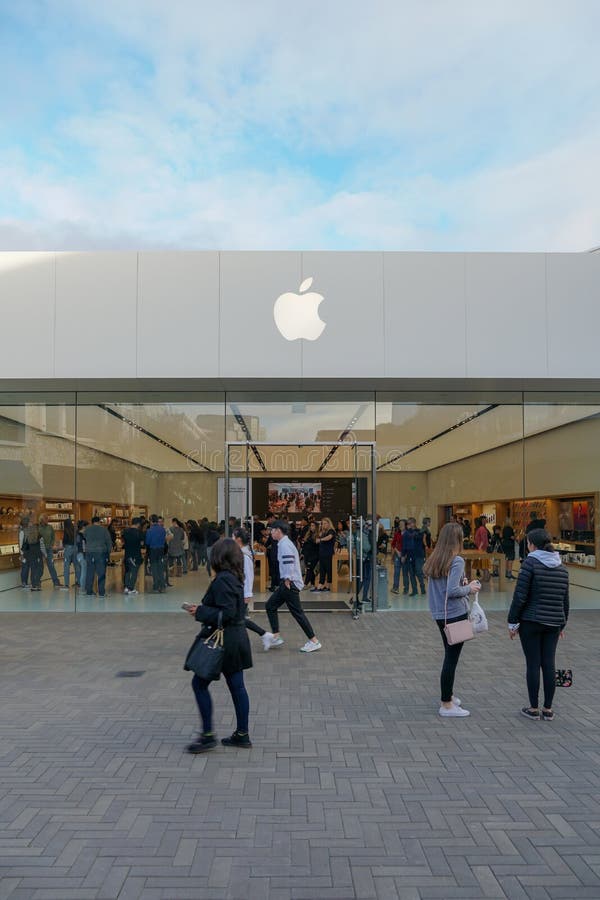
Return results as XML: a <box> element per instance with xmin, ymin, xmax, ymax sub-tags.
<box><xmin>507</xmin><ymin>529</ymin><xmax>569</xmax><ymax>721</ymax></box>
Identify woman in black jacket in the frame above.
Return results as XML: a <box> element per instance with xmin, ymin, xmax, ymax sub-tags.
<box><xmin>507</xmin><ymin>528</ymin><xmax>569</xmax><ymax>721</ymax></box>
<box><xmin>185</xmin><ymin>538</ymin><xmax>253</xmax><ymax>753</ymax></box>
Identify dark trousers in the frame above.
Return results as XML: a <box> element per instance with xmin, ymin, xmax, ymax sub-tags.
<box><xmin>25</xmin><ymin>547</ymin><xmax>43</xmax><ymax>588</ymax></box>
<box><xmin>20</xmin><ymin>556</ymin><xmax>30</xmax><ymax>586</ymax></box>
<box><xmin>304</xmin><ymin>559</ymin><xmax>318</xmax><ymax>586</ymax></box>
<box><xmin>189</xmin><ymin>541</ymin><xmax>200</xmax><ymax>570</ymax></box>
<box><xmin>266</xmin><ymin>583</ymin><xmax>315</xmax><ymax>639</ymax></box>
<box><xmin>436</xmin><ymin>613</ymin><xmax>468</xmax><ymax>703</ymax></box>
<box><xmin>519</xmin><ymin>620</ymin><xmax>561</xmax><ymax>709</ymax></box>
<box><xmin>268</xmin><ymin>556</ymin><xmax>280</xmax><ymax>588</ymax></box>
<box><xmin>358</xmin><ymin>556</ymin><xmax>372</xmax><ymax>602</ymax></box>
<box><xmin>409</xmin><ymin>555</ymin><xmax>425</xmax><ymax>593</ymax></box>
<box><xmin>85</xmin><ymin>552</ymin><xmax>107</xmax><ymax>596</ymax></box>
<box><xmin>318</xmin><ymin>555</ymin><xmax>333</xmax><ymax>585</ymax></box>
<box><xmin>192</xmin><ymin>670</ymin><xmax>250</xmax><ymax>734</ymax></box>
<box><xmin>245</xmin><ymin>617</ymin><xmax>266</xmax><ymax>637</ymax></box>
<box><xmin>124</xmin><ymin>556</ymin><xmax>141</xmax><ymax>591</ymax></box>
<box><xmin>149</xmin><ymin>547</ymin><xmax>165</xmax><ymax>590</ymax></box>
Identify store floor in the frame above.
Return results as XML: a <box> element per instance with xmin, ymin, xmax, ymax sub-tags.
<box><xmin>1</xmin><ymin>558</ymin><xmax>598</xmax><ymax>612</ymax></box>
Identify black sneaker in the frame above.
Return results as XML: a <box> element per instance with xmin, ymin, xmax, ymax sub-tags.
<box><xmin>542</xmin><ymin>709</ymin><xmax>555</xmax><ymax>721</ymax></box>
<box><xmin>186</xmin><ymin>733</ymin><xmax>218</xmax><ymax>753</ymax></box>
<box><xmin>221</xmin><ymin>731</ymin><xmax>252</xmax><ymax>749</ymax></box>
<box><xmin>520</xmin><ymin>707</ymin><xmax>540</xmax><ymax>720</ymax></box>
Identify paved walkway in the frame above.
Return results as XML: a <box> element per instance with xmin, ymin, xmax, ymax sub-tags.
<box><xmin>0</xmin><ymin>609</ymin><xmax>598</xmax><ymax>900</ymax></box>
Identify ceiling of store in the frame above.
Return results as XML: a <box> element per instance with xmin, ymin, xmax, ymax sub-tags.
<box><xmin>0</xmin><ymin>401</ymin><xmax>598</xmax><ymax>475</ymax></box>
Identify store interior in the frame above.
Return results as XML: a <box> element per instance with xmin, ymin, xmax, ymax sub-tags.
<box><xmin>1</xmin><ymin>391</ymin><xmax>599</xmax><ymax>613</ymax></box>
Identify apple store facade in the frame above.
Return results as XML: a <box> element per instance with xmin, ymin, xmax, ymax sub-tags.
<box><xmin>2</xmin><ymin>249</ymin><xmax>600</xmax><ymax>613</ymax></box>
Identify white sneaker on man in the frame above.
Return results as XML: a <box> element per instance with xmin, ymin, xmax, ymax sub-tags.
<box><xmin>128</xmin><ymin>589</ymin><xmax>138</xmax><ymax>595</ymax></box>
<box><xmin>300</xmin><ymin>640</ymin><xmax>322</xmax><ymax>653</ymax></box>
<box><xmin>262</xmin><ymin>633</ymin><xmax>282</xmax><ymax>651</ymax></box>
<box><xmin>439</xmin><ymin>705</ymin><xmax>470</xmax><ymax>717</ymax></box>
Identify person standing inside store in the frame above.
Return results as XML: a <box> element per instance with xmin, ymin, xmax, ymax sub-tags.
<box><xmin>157</xmin><ymin>516</ymin><xmax>173</xmax><ymax>587</ymax></box>
<box><xmin>122</xmin><ymin>517</ymin><xmax>144</xmax><ymax>595</ymax></box>
<box><xmin>502</xmin><ymin>517</ymin><xmax>516</xmax><ymax>579</ymax></box>
<box><xmin>403</xmin><ymin>517</ymin><xmax>427</xmax><ymax>596</ymax></box>
<box><xmin>38</xmin><ymin>514</ymin><xmax>61</xmax><ymax>587</ymax></box>
<box><xmin>184</xmin><ymin>538</ymin><xmax>253</xmax><ymax>753</ymax></box>
<box><xmin>187</xmin><ymin>519</ymin><xmax>201</xmax><ymax>571</ymax></box>
<box><xmin>21</xmin><ymin>517</ymin><xmax>43</xmax><ymax>591</ymax></box>
<box><xmin>424</xmin><ymin>522</ymin><xmax>482</xmax><ymax>718</ymax></box>
<box><xmin>146</xmin><ymin>514</ymin><xmax>167</xmax><ymax>593</ymax></box>
<box><xmin>507</xmin><ymin>528</ymin><xmax>569</xmax><ymax>721</ymax></box>
<box><xmin>19</xmin><ymin>515</ymin><xmax>31</xmax><ymax>588</ymax></box>
<box><xmin>526</xmin><ymin>510</ymin><xmax>546</xmax><ymax>534</ymax></box>
<box><xmin>391</xmin><ymin>519</ymin><xmax>407</xmax><ymax>594</ymax></box>
<box><xmin>265</xmin><ymin>521</ymin><xmax>321</xmax><ymax>652</ymax></box>
<box><xmin>168</xmin><ymin>518</ymin><xmax>186</xmax><ymax>576</ymax></box>
<box><xmin>315</xmin><ymin>517</ymin><xmax>336</xmax><ymax>592</ymax></box>
<box><xmin>265</xmin><ymin>517</ymin><xmax>280</xmax><ymax>591</ymax></box>
<box><xmin>232</xmin><ymin>527</ymin><xmax>276</xmax><ymax>651</ymax></box>
<box><xmin>75</xmin><ymin>520</ymin><xmax>87</xmax><ymax>591</ymax></box>
<box><xmin>84</xmin><ymin>516</ymin><xmax>113</xmax><ymax>597</ymax></box>
<box><xmin>303</xmin><ymin>522</ymin><xmax>320</xmax><ymax>590</ymax></box>
<box><xmin>62</xmin><ymin>516</ymin><xmax>76</xmax><ymax>590</ymax></box>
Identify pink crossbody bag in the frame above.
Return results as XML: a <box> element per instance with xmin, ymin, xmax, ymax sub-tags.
<box><xmin>443</xmin><ymin>581</ymin><xmax>474</xmax><ymax>646</ymax></box>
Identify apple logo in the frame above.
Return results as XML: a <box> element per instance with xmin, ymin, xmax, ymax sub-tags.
<box><xmin>273</xmin><ymin>277</ymin><xmax>326</xmax><ymax>341</ymax></box>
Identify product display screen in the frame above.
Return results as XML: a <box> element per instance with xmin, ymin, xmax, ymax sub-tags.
<box><xmin>253</xmin><ymin>478</ymin><xmax>367</xmax><ymax>521</ymax></box>
<box><xmin>267</xmin><ymin>482</ymin><xmax>321</xmax><ymax>515</ymax></box>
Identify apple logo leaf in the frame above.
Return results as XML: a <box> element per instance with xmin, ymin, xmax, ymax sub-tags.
<box><xmin>299</xmin><ymin>277</ymin><xmax>313</xmax><ymax>293</ymax></box>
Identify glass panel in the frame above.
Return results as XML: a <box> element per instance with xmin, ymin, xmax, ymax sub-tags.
<box><xmin>376</xmin><ymin>393</ymin><xmax>524</xmax><ymax>611</ymax></box>
<box><xmin>0</xmin><ymin>392</ymin><xmax>76</xmax><ymax>610</ymax></box>
<box><xmin>524</xmin><ymin>393</ymin><xmax>600</xmax><ymax>609</ymax></box>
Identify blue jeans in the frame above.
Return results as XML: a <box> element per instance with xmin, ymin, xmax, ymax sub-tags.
<box><xmin>85</xmin><ymin>552</ymin><xmax>107</xmax><ymax>596</ymax></box>
<box><xmin>149</xmin><ymin>547</ymin><xmax>165</xmax><ymax>590</ymax></box>
<box><xmin>44</xmin><ymin>547</ymin><xmax>60</xmax><ymax>585</ymax></box>
<box><xmin>393</xmin><ymin>554</ymin><xmax>409</xmax><ymax>591</ymax></box>
<box><xmin>408</xmin><ymin>556</ymin><xmax>425</xmax><ymax>593</ymax></box>
<box><xmin>192</xmin><ymin>670</ymin><xmax>250</xmax><ymax>734</ymax></box>
<box><xmin>20</xmin><ymin>556</ymin><xmax>30</xmax><ymax>586</ymax></box>
<box><xmin>358</xmin><ymin>556</ymin><xmax>372</xmax><ymax>602</ymax></box>
<box><xmin>63</xmin><ymin>545</ymin><xmax>77</xmax><ymax>587</ymax></box>
<box><xmin>75</xmin><ymin>551</ymin><xmax>86</xmax><ymax>590</ymax></box>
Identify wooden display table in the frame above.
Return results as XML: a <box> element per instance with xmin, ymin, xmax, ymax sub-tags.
<box><xmin>331</xmin><ymin>548</ymin><xmax>350</xmax><ymax>593</ymax></box>
<box><xmin>253</xmin><ymin>551</ymin><xmax>269</xmax><ymax>593</ymax></box>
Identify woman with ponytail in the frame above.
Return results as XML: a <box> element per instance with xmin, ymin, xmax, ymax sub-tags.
<box><xmin>507</xmin><ymin>528</ymin><xmax>569</xmax><ymax>721</ymax></box>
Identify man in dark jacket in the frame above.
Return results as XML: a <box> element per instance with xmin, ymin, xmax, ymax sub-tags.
<box><xmin>84</xmin><ymin>517</ymin><xmax>113</xmax><ymax>597</ymax></box>
<box><xmin>122</xmin><ymin>517</ymin><xmax>144</xmax><ymax>595</ymax></box>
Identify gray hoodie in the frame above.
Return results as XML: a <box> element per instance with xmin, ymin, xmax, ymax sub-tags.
<box><xmin>528</xmin><ymin>549</ymin><xmax>562</xmax><ymax>568</ymax></box>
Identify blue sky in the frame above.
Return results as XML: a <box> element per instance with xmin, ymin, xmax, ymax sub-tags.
<box><xmin>1</xmin><ymin>0</ymin><xmax>600</xmax><ymax>250</ymax></box>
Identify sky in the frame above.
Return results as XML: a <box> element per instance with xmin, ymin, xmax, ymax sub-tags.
<box><xmin>1</xmin><ymin>0</ymin><xmax>600</xmax><ymax>251</ymax></box>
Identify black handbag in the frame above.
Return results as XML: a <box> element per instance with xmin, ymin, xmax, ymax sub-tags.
<box><xmin>184</xmin><ymin>611</ymin><xmax>224</xmax><ymax>682</ymax></box>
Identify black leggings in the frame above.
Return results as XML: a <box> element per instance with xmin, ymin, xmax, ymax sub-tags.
<box><xmin>436</xmin><ymin>614</ymin><xmax>468</xmax><ymax>703</ymax></box>
<box><xmin>304</xmin><ymin>559</ymin><xmax>318</xmax><ymax>586</ymax></box>
<box><xmin>245</xmin><ymin>618</ymin><xmax>266</xmax><ymax>637</ymax></box>
<box><xmin>518</xmin><ymin>620</ymin><xmax>561</xmax><ymax>709</ymax></box>
<box><xmin>319</xmin><ymin>556</ymin><xmax>333</xmax><ymax>585</ymax></box>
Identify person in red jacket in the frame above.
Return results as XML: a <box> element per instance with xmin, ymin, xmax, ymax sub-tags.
<box><xmin>391</xmin><ymin>518</ymin><xmax>408</xmax><ymax>594</ymax></box>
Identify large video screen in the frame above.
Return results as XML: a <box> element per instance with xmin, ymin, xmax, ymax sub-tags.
<box><xmin>268</xmin><ymin>482</ymin><xmax>321</xmax><ymax>515</ymax></box>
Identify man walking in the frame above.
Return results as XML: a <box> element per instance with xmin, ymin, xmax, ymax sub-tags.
<box><xmin>265</xmin><ymin>521</ymin><xmax>321</xmax><ymax>653</ymax></box>
<box><xmin>84</xmin><ymin>516</ymin><xmax>113</xmax><ymax>597</ymax></box>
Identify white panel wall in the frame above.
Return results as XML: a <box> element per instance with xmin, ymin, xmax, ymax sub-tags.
<box><xmin>219</xmin><ymin>251</ymin><xmax>302</xmax><ymax>378</ymax></box>
<box><xmin>384</xmin><ymin>253</ymin><xmax>466</xmax><ymax>377</ymax></box>
<box><xmin>465</xmin><ymin>253</ymin><xmax>546</xmax><ymax>377</ymax></box>
<box><xmin>546</xmin><ymin>253</ymin><xmax>600</xmax><ymax>378</ymax></box>
<box><xmin>301</xmin><ymin>252</ymin><xmax>384</xmax><ymax>377</ymax></box>
<box><xmin>54</xmin><ymin>252</ymin><xmax>138</xmax><ymax>377</ymax></box>
<box><xmin>0</xmin><ymin>252</ymin><xmax>55</xmax><ymax>377</ymax></box>
<box><xmin>138</xmin><ymin>251</ymin><xmax>219</xmax><ymax>377</ymax></box>
<box><xmin>1</xmin><ymin>250</ymin><xmax>599</xmax><ymax>381</ymax></box>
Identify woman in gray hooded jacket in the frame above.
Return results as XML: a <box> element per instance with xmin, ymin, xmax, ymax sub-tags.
<box><xmin>507</xmin><ymin>528</ymin><xmax>569</xmax><ymax>721</ymax></box>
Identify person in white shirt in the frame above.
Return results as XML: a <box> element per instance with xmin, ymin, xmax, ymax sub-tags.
<box><xmin>233</xmin><ymin>527</ymin><xmax>276</xmax><ymax>651</ymax></box>
<box><xmin>265</xmin><ymin>521</ymin><xmax>321</xmax><ymax>653</ymax></box>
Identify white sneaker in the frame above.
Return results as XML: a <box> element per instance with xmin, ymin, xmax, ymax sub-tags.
<box><xmin>128</xmin><ymin>589</ymin><xmax>138</xmax><ymax>595</ymax></box>
<box><xmin>261</xmin><ymin>632</ymin><xmax>276</xmax><ymax>651</ymax></box>
<box><xmin>452</xmin><ymin>697</ymin><xmax>462</xmax><ymax>706</ymax></box>
<box><xmin>439</xmin><ymin>705</ymin><xmax>470</xmax><ymax>717</ymax></box>
<box><xmin>264</xmin><ymin>634</ymin><xmax>284</xmax><ymax>650</ymax></box>
<box><xmin>124</xmin><ymin>588</ymin><xmax>129</xmax><ymax>594</ymax></box>
<box><xmin>300</xmin><ymin>640</ymin><xmax>322</xmax><ymax>653</ymax></box>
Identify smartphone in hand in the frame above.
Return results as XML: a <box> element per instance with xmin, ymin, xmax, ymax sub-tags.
<box><xmin>181</xmin><ymin>602</ymin><xmax>194</xmax><ymax>611</ymax></box>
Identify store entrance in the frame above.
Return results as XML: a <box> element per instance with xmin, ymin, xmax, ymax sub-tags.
<box><xmin>224</xmin><ymin>441</ymin><xmax>378</xmax><ymax>612</ymax></box>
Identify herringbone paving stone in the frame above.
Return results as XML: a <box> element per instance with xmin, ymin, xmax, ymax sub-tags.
<box><xmin>0</xmin><ymin>609</ymin><xmax>599</xmax><ymax>899</ymax></box>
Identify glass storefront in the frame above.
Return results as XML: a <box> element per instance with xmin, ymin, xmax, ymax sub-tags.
<box><xmin>1</xmin><ymin>390</ymin><xmax>598</xmax><ymax>611</ymax></box>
